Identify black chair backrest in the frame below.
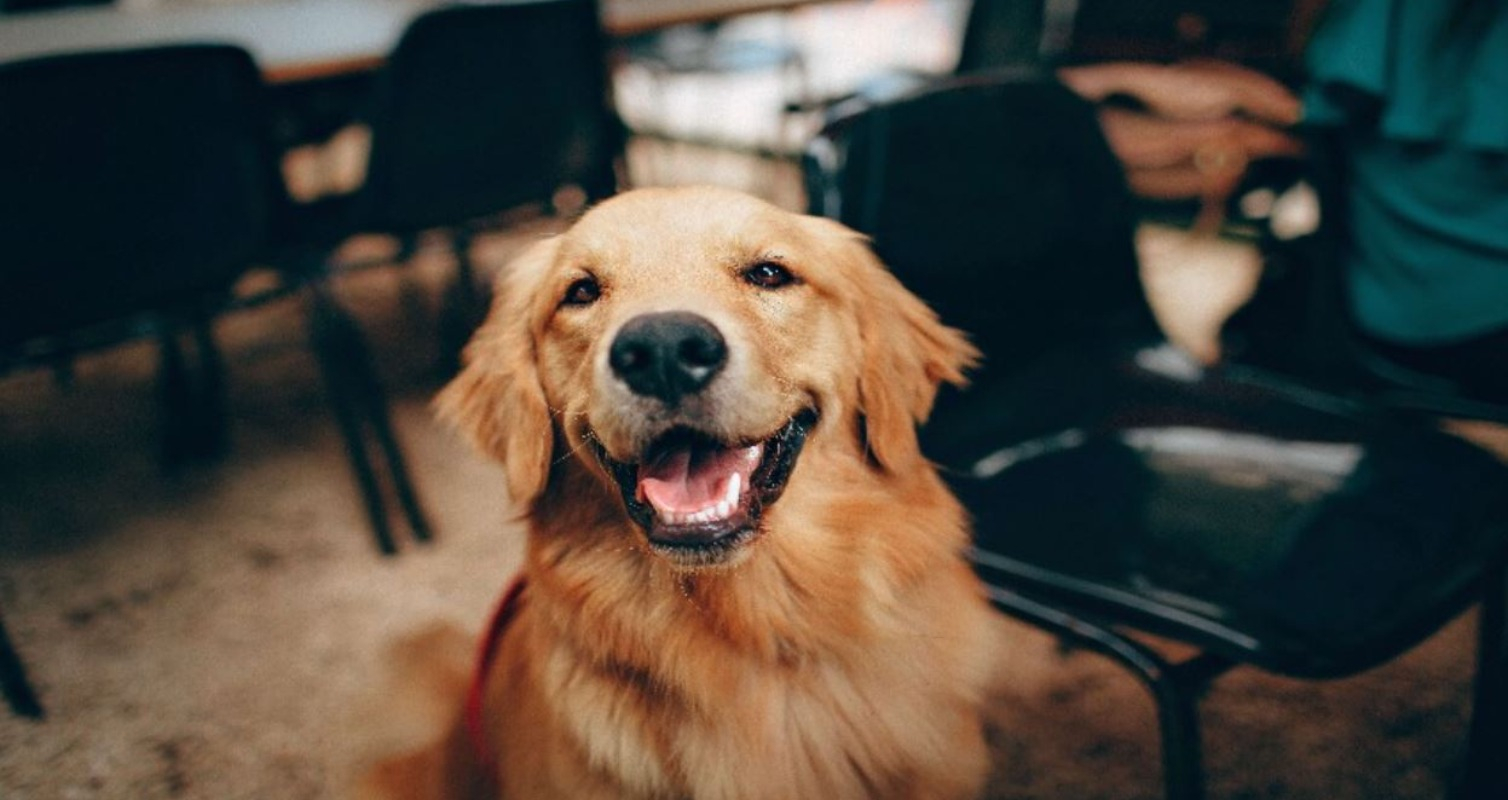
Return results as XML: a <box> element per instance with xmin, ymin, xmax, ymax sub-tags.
<box><xmin>954</xmin><ymin>0</ymin><xmax>1048</xmax><ymax>74</ymax></box>
<box><xmin>0</xmin><ymin>44</ymin><xmax>272</xmax><ymax>346</ymax></box>
<box><xmin>804</xmin><ymin>73</ymin><xmax>1156</xmax><ymax>385</ymax></box>
<box><xmin>358</xmin><ymin>0</ymin><xmax>623</xmax><ymax>233</ymax></box>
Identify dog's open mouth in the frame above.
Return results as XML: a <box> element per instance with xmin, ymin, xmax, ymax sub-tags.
<box><xmin>595</xmin><ymin>409</ymin><xmax>817</xmax><ymax>567</ymax></box>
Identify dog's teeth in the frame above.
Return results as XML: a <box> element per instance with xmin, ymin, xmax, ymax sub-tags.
<box><xmin>738</xmin><ymin>445</ymin><xmax>763</xmax><ymax>471</ymax></box>
<box><xmin>648</xmin><ymin>470</ymin><xmax>749</xmax><ymax>527</ymax></box>
<box><xmin>701</xmin><ymin>473</ymin><xmax>740</xmax><ymax>521</ymax></box>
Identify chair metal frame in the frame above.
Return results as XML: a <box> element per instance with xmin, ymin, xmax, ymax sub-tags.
<box><xmin>805</xmin><ymin>72</ymin><xmax>1508</xmax><ymax>800</ymax></box>
<box><xmin>0</xmin><ymin>607</ymin><xmax>42</xmax><ymax>719</ymax></box>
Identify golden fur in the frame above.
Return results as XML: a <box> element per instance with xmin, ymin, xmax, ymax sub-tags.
<box><xmin>357</xmin><ymin>186</ymin><xmax>1003</xmax><ymax>799</ymax></box>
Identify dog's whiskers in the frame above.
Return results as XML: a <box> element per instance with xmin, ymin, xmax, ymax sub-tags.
<box><xmin>545</xmin><ymin>407</ymin><xmax>603</xmax><ymax>467</ymax></box>
<box><xmin>555</xmin><ymin>435</ymin><xmax>597</xmax><ymax>467</ymax></box>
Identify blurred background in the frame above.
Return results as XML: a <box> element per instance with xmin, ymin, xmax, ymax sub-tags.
<box><xmin>3</xmin><ymin>1</ymin><xmax>1505</xmax><ymax>798</ymax></box>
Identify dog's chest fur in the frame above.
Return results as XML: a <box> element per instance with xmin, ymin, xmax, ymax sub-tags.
<box><xmin>492</xmin><ymin>508</ymin><xmax>996</xmax><ymax>799</ymax></box>
<box><xmin>528</xmin><ymin>590</ymin><xmax>990</xmax><ymax>800</ymax></box>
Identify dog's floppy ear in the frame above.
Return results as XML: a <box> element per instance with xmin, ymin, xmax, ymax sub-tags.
<box><xmin>435</xmin><ymin>238</ymin><xmax>559</xmax><ymax>510</ymax></box>
<box><xmin>822</xmin><ymin>222</ymin><xmax>979</xmax><ymax>472</ymax></box>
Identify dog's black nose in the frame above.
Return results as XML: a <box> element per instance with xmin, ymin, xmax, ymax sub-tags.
<box><xmin>610</xmin><ymin>312</ymin><xmax>728</xmax><ymax>404</ymax></box>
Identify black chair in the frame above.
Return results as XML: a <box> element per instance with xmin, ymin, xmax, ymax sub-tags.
<box><xmin>1</xmin><ymin>45</ymin><xmax>275</xmax><ymax>466</ymax></box>
<box><xmin>0</xmin><ymin>44</ymin><xmax>438</xmax><ymax>713</ymax></box>
<box><xmin>282</xmin><ymin>0</ymin><xmax>626</xmax><ymax>367</ymax></box>
<box><xmin>0</xmin><ymin>43</ymin><xmax>269</xmax><ymax>718</ymax></box>
<box><xmin>805</xmin><ymin>73</ymin><xmax>1508</xmax><ymax>800</ymax></box>
<box><xmin>2</xmin><ymin>43</ymin><xmax>431</xmax><ymax>555</ymax></box>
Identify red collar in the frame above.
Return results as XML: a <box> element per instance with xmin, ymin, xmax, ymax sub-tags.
<box><xmin>465</xmin><ymin>576</ymin><xmax>528</xmax><ymax>773</ymax></box>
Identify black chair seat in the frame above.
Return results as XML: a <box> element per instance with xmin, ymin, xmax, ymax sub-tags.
<box><xmin>940</xmin><ymin>342</ymin><xmax>1508</xmax><ymax>680</ymax></box>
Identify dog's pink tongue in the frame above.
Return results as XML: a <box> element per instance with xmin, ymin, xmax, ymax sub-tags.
<box><xmin>638</xmin><ymin>442</ymin><xmax>760</xmax><ymax>514</ymax></box>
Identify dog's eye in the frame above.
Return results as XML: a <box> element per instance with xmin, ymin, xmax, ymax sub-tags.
<box><xmin>743</xmin><ymin>261</ymin><xmax>795</xmax><ymax>289</ymax></box>
<box><xmin>562</xmin><ymin>277</ymin><xmax>601</xmax><ymax>306</ymax></box>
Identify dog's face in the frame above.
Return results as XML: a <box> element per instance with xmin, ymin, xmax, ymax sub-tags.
<box><xmin>440</xmin><ymin>187</ymin><xmax>975</xmax><ymax>570</ymax></box>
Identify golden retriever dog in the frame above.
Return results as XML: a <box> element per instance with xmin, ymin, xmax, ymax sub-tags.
<box><xmin>358</xmin><ymin>186</ymin><xmax>1003</xmax><ymax>799</ymax></box>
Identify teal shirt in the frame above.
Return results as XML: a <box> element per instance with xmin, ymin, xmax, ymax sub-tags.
<box><xmin>1304</xmin><ymin>0</ymin><xmax>1508</xmax><ymax>344</ymax></box>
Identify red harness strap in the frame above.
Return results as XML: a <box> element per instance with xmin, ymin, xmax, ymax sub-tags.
<box><xmin>465</xmin><ymin>576</ymin><xmax>528</xmax><ymax>775</ymax></box>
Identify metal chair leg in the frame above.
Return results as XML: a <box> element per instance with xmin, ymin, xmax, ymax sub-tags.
<box><xmin>364</xmin><ymin>404</ymin><xmax>432</xmax><ymax>544</ymax></box>
<box><xmin>1461</xmin><ymin>565</ymin><xmax>1508</xmax><ymax>799</ymax></box>
<box><xmin>188</xmin><ymin>314</ymin><xmax>229</xmax><ymax>461</ymax></box>
<box><xmin>984</xmin><ymin>586</ymin><xmax>1227</xmax><ymax>800</ymax></box>
<box><xmin>337</xmin><ymin>301</ymin><xmax>433</xmax><ymax>545</ymax></box>
<box><xmin>1</xmin><ymin>606</ymin><xmax>43</xmax><ymax>719</ymax></box>
<box><xmin>156</xmin><ymin>322</ymin><xmax>194</xmax><ymax>470</ymax></box>
<box><xmin>309</xmin><ymin>285</ymin><xmax>399</xmax><ymax>555</ymax></box>
<box><xmin>381</xmin><ymin>447</ymin><xmax>431</xmax><ymax>543</ymax></box>
<box><xmin>1158</xmin><ymin>653</ymin><xmax>1235</xmax><ymax>800</ymax></box>
<box><xmin>156</xmin><ymin>315</ymin><xmax>230</xmax><ymax>468</ymax></box>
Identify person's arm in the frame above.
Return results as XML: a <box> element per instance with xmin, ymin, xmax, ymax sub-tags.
<box><xmin>1057</xmin><ymin>60</ymin><xmax>1302</xmax><ymax>124</ymax></box>
<box><xmin>1056</xmin><ymin>60</ymin><xmax>1304</xmax><ymax>206</ymax></box>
